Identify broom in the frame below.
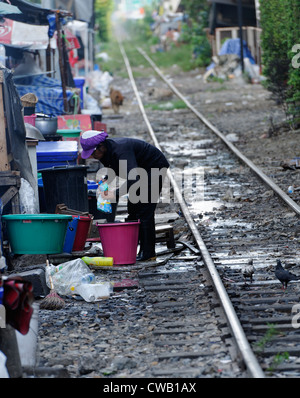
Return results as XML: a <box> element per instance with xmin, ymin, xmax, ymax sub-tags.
<box><xmin>40</xmin><ymin>259</ymin><xmax>65</xmax><ymax>310</ymax></box>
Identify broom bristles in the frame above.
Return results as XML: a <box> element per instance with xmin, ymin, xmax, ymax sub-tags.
<box><xmin>40</xmin><ymin>289</ymin><xmax>65</xmax><ymax>310</ymax></box>
<box><xmin>40</xmin><ymin>258</ymin><xmax>65</xmax><ymax>310</ymax></box>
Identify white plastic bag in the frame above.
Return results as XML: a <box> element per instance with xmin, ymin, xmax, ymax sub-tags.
<box><xmin>0</xmin><ymin>246</ymin><xmax>7</xmax><ymax>273</ymax></box>
<box><xmin>84</xmin><ymin>93</ymin><xmax>102</xmax><ymax>113</ymax></box>
<box><xmin>87</xmin><ymin>70</ymin><xmax>113</xmax><ymax>97</ymax></box>
<box><xmin>19</xmin><ymin>178</ymin><xmax>38</xmax><ymax>214</ymax></box>
<box><xmin>46</xmin><ymin>259</ymin><xmax>95</xmax><ymax>296</ymax></box>
<box><xmin>0</xmin><ymin>351</ymin><xmax>9</xmax><ymax>378</ymax></box>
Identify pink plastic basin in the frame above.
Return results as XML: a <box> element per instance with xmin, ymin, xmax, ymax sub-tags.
<box><xmin>97</xmin><ymin>221</ymin><xmax>140</xmax><ymax>265</ymax></box>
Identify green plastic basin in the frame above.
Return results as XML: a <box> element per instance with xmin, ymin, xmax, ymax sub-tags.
<box><xmin>56</xmin><ymin>129</ymin><xmax>82</xmax><ymax>137</ymax></box>
<box><xmin>2</xmin><ymin>214</ymin><xmax>72</xmax><ymax>254</ymax></box>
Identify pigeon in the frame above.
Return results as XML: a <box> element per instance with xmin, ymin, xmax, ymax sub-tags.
<box><xmin>242</xmin><ymin>259</ymin><xmax>255</xmax><ymax>283</ymax></box>
<box><xmin>275</xmin><ymin>259</ymin><xmax>299</xmax><ymax>289</ymax></box>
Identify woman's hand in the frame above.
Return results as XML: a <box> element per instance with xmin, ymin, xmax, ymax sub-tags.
<box><xmin>100</xmin><ymin>190</ymin><xmax>116</xmax><ymax>201</ymax></box>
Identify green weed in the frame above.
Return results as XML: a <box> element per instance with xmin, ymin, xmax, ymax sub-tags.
<box><xmin>145</xmin><ymin>100</ymin><xmax>187</xmax><ymax>111</ymax></box>
<box><xmin>267</xmin><ymin>352</ymin><xmax>290</xmax><ymax>373</ymax></box>
<box><xmin>254</xmin><ymin>324</ymin><xmax>280</xmax><ymax>351</ymax></box>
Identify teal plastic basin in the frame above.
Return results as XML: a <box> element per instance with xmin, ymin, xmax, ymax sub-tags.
<box><xmin>56</xmin><ymin>129</ymin><xmax>82</xmax><ymax>137</ymax></box>
<box><xmin>2</xmin><ymin>214</ymin><xmax>72</xmax><ymax>254</ymax></box>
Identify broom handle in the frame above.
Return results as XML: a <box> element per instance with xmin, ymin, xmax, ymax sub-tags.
<box><xmin>46</xmin><ymin>259</ymin><xmax>54</xmax><ymax>290</ymax></box>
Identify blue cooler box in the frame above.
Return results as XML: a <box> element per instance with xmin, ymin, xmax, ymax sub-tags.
<box><xmin>36</xmin><ymin>141</ymin><xmax>78</xmax><ymax>170</ymax></box>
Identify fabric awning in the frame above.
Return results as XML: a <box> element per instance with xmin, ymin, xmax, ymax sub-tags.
<box><xmin>8</xmin><ymin>0</ymin><xmax>71</xmax><ymax>25</ymax></box>
<box><xmin>0</xmin><ymin>2</ymin><xmax>21</xmax><ymax>15</ymax></box>
<box><xmin>0</xmin><ymin>18</ymin><xmax>56</xmax><ymax>50</ymax></box>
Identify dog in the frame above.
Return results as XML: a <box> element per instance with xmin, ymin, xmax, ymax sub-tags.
<box><xmin>147</xmin><ymin>87</ymin><xmax>173</xmax><ymax>101</ymax></box>
<box><xmin>110</xmin><ymin>87</ymin><xmax>124</xmax><ymax>113</ymax></box>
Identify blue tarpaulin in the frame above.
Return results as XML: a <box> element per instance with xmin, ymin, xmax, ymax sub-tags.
<box><xmin>15</xmin><ymin>74</ymin><xmax>74</xmax><ymax>116</ymax></box>
<box><xmin>207</xmin><ymin>38</ymin><xmax>256</xmax><ymax>71</ymax></box>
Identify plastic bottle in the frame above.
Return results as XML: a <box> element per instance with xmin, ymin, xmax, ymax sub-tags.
<box><xmin>81</xmin><ymin>273</ymin><xmax>95</xmax><ymax>284</ymax></box>
<box><xmin>97</xmin><ymin>175</ymin><xmax>112</xmax><ymax>213</ymax></box>
<box><xmin>288</xmin><ymin>185</ymin><xmax>294</xmax><ymax>194</ymax></box>
<box><xmin>70</xmin><ymin>282</ymin><xmax>113</xmax><ymax>302</ymax></box>
<box><xmin>81</xmin><ymin>256</ymin><xmax>114</xmax><ymax>266</ymax></box>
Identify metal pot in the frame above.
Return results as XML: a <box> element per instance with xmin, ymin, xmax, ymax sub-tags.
<box><xmin>25</xmin><ymin>123</ymin><xmax>45</xmax><ymax>141</ymax></box>
<box><xmin>35</xmin><ymin>115</ymin><xmax>58</xmax><ymax>136</ymax></box>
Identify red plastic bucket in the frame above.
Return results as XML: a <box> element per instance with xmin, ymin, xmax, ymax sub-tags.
<box><xmin>72</xmin><ymin>215</ymin><xmax>92</xmax><ymax>251</ymax></box>
<box><xmin>97</xmin><ymin>221</ymin><xmax>140</xmax><ymax>265</ymax></box>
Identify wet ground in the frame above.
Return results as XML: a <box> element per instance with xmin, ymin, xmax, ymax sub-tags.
<box><xmin>7</xmin><ymin>61</ymin><xmax>300</xmax><ymax>378</ymax></box>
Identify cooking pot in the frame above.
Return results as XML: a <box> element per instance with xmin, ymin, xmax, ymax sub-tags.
<box><xmin>35</xmin><ymin>115</ymin><xmax>58</xmax><ymax>136</ymax></box>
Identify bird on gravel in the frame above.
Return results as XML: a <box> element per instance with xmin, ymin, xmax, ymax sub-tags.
<box><xmin>242</xmin><ymin>259</ymin><xmax>255</xmax><ymax>283</ymax></box>
<box><xmin>275</xmin><ymin>259</ymin><xmax>299</xmax><ymax>289</ymax></box>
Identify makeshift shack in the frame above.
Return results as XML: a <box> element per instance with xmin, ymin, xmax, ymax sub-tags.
<box><xmin>208</xmin><ymin>0</ymin><xmax>258</xmax><ymax>34</ymax></box>
<box><xmin>0</xmin><ymin>16</ymin><xmax>77</xmax><ymax>115</ymax></box>
<box><xmin>206</xmin><ymin>0</ymin><xmax>262</xmax><ymax>70</ymax></box>
<box><xmin>0</xmin><ymin>0</ymin><xmax>78</xmax><ymax>115</ymax></box>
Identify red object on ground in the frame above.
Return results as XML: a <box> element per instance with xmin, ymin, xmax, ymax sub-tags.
<box><xmin>72</xmin><ymin>215</ymin><xmax>92</xmax><ymax>252</ymax></box>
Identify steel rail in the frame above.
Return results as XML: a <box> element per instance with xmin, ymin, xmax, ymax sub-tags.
<box><xmin>118</xmin><ymin>40</ymin><xmax>265</xmax><ymax>378</ymax></box>
<box><xmin>136</xmin><ymin>47</ymin><xmax>300</xmax><ymax>217</ymax></box>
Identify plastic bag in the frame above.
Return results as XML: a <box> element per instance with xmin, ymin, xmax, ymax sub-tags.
<box><xmin>87</xmin><ymin>70</ymin><xmax>113</xmax><ymax>98</ymax></box>
<box><xmin>19</xmin><ymin>178</ymin><xmax>38</xmax><ymax>214</ymax></box>
<box><xmin>84</xmin><ymin>93</ymin><xmax>102</xmax><ymax>113</ymax></box>
<box><xmin>97</xmin><ymin>195</ymin><xmax>112</xmax><ymax>213</ymax></box>
<box><xmin>0</xmin><ymin>351</ymin><xmax>9</xmax><ymax>378</ymax></box>
<box><xmin>0</xmin><ymin>249</ymin><xmax>7</xmax><ymax>273</ymax></box>
<box><xmin>97</xmin><ymin>176</ymin><xmax>112</xmax><ymax>213</ymax></box>
<box><xmin>45</xmin><ymin>259</ymin><xmax>96</xmax><ymax>296</ymax></box>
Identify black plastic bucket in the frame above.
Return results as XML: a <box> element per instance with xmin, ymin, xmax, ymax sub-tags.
<box><xmin>40</xmin><ymin>165</ymin><xmax>89</xmax><ymax>213</ymax></box>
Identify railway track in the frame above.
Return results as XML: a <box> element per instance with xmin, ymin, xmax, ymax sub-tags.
<box><xmin>35</xmin><ymin>44</ymin><xmax>300</xmax><ymax>379</ymax></box>
<box><xmin>116</xmin><ymin>44</ymin><xmax>300</xmax><ymax>377</ymax></box>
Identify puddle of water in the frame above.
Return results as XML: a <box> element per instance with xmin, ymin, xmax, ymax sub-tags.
<box><xmin>189</xmin><ymin>200</ymin><xmax>226</xmax><ymax>214</ymax></box>
<box><xmin>158</xmin><ymin>263</ymin><xmax>197</xmax><ymax>273</ymax></box>
<box><xmin>161</xmin><ymin>140</ymin><xmax>214</xmax><ymax>157</ymax></box>
<box><xmin>211</xmin><ymin>219</ymin><xmax>253</xmax><ymax>229</ymax></box>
